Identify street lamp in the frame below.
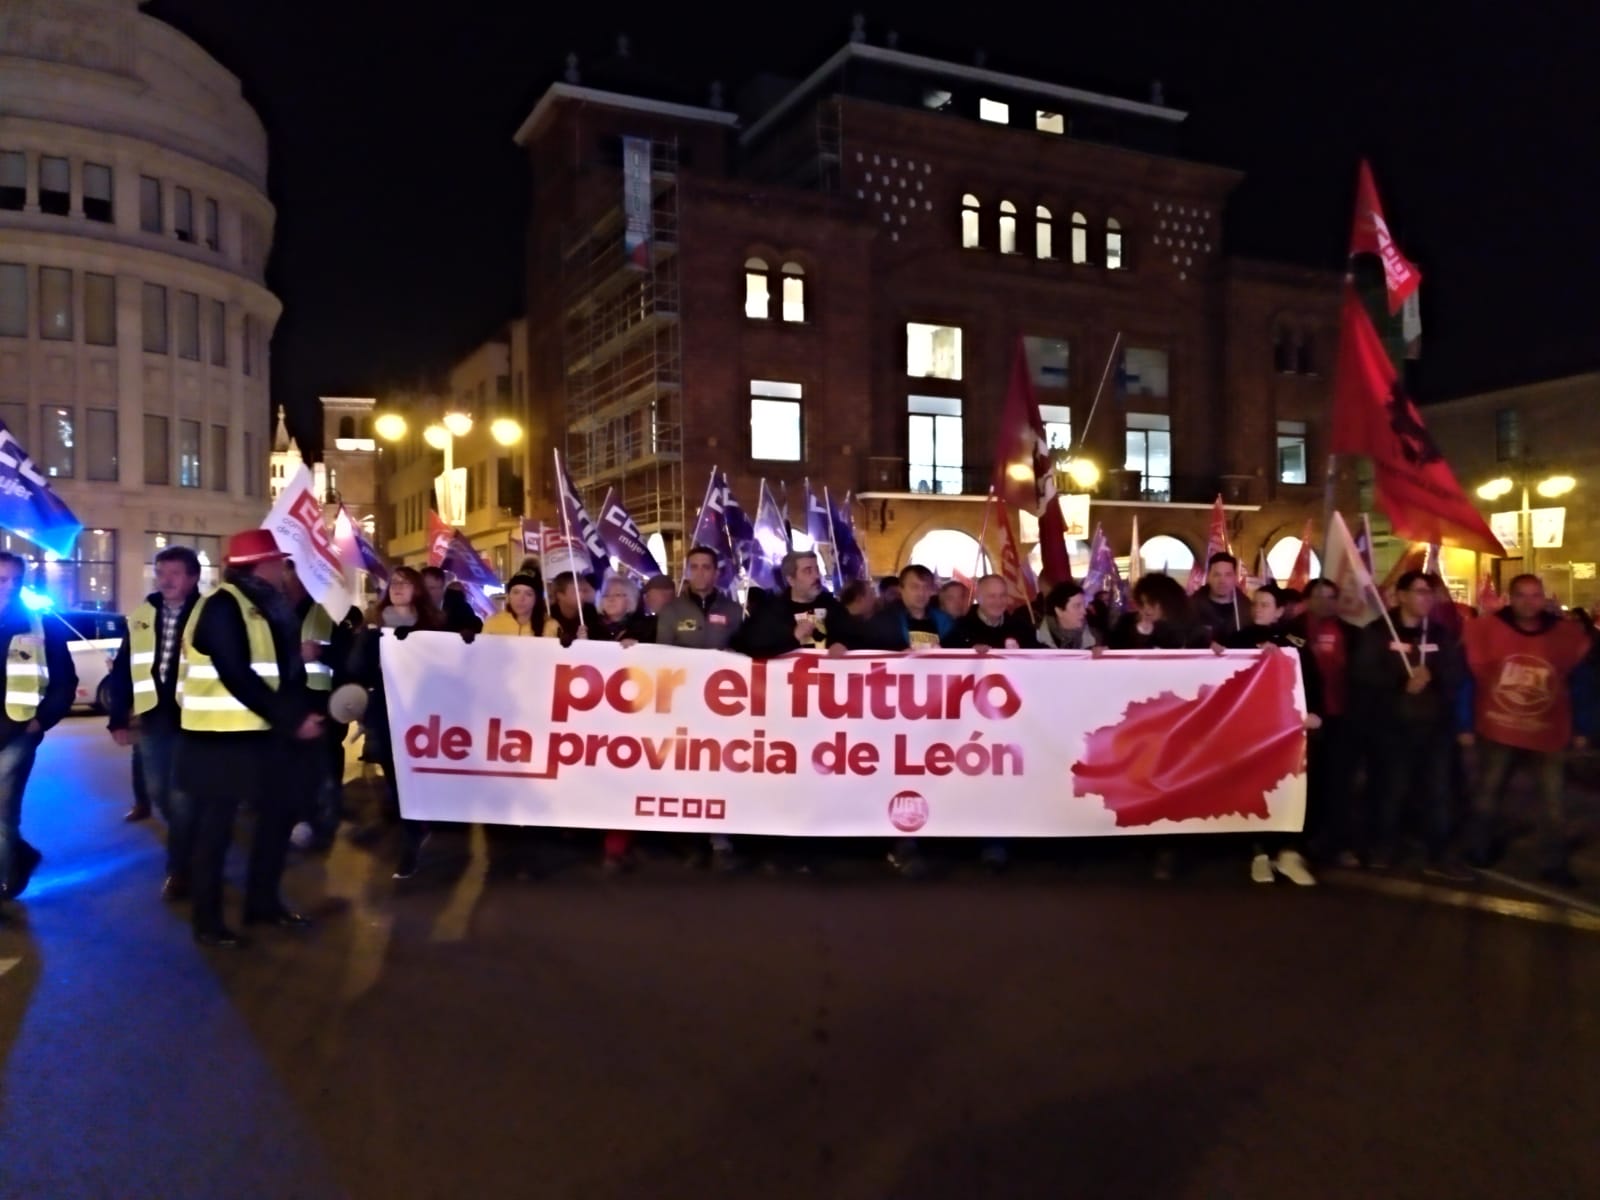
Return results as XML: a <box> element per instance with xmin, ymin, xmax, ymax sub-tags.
<box><xmin>373</xmin><ymin>406</ymin><xmax>524</xmax><ymax>527</ymax></box>
<box><xmin>1062</xmin><ymin>455</ymin><xmax>1101</xmax><ymax>492</ymax></box>
<box><xmin>1477</xmin><ymin>471</ymin><xmax>1578</xmax><ymax>583</ymax></box>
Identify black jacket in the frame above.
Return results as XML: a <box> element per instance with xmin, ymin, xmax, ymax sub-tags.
<box><xmin>0</xmin><ymin>604</ymin><xmax>77</xmax><ymax>744</ymax></box>
<box><xmin>107</xmin><ymin>589</ymin><xmax>201</xmax><ymax>732</ymax></box>
<box><xmin>1224</xmin><ymin>623</ymin><xmax>1326</xmax><ymax>718</ymax></box>
<box><xmin>1191</xmin><ymin>591</ymin><xmax>1247</xmax><ymax>642</ymax></box>
<box><xmin>1107</xmin><ymin>612</ymin><xmax>1208</xmax><ymax>650</ymax></box>
<box><xmin>186</xmin><ymin>583</ymin><xmax>312</xmax><ymax>738</ymax></box>
<box><xmin>1352</xmin><ymin>608</ymin><xmax>1464</xmax><ymax>727</ymax></box>
<box><xmin>738</xmin><ymin>588</ymin><xmax>857</xmax><ymax>659</ymax></box>
<box><xmin>440</xmin><ymin>587</ymin><xmax>484</xmax><ymax>635</ymax></box>
<box><xmin>942</xmin><ymin>609</ymin><xmax>1042</xmax><ymax>650</ymax></box>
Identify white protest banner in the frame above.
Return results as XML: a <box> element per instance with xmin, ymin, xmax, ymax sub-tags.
<box><xmin>380</xmin><ymin>638</ymin><xmax>1308</xmax><ymax>838</ymax></box>
<box><xmin>261</xmin><ymin>464</ymin><xmax>353</xmax><ymax>621</ymax></box>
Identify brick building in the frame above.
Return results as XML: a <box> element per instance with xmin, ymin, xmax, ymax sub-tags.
<box><xmin>513</xmin><ymin>36</ymin><xmax>1350</xmax><ymax>583</ymax></box>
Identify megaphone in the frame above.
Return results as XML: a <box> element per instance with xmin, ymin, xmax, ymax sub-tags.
<box><xmin>328</xmin><ymin>683</ymin><xmax>370</xmax><ymax>724</ymax></box>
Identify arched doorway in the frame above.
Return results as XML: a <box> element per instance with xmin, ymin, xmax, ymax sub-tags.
<box><xmin>907</xmin><ymin>528</ymin><xmax>990</xmax><ymax>579</ymax></box>
<box><xmin>1266</xmin><ymin>536</ymin><xmax>1321</xmax><ymax>583</ymax></box>
<box><xmin>1137</xmin><ymin>534</ymin><xmax>1194</xmax><ymax>576</ymax></box>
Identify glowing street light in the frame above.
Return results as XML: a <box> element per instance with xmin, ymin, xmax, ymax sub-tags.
<box><xmin>373</xmin><ymin>412</ymin><xmax>407</xmax><ymax>442</ymax></box>
<box><xmin>422</xmin><ymin>424</ymin><xmax>450</xmax><ymax>451</ymax></box>
<box><xmin>442</xmin><ymin>411</ymin><xmax>474</xmax><ymax>438</ymax></box>
<box><xmin>490</xmin><ymin>417</ymin><xmax>524</xmax><ymax>447</ymax></box>
<box><xmin>1476</xmin><ymin>476</ymin><xmax>1514</xmax><ymax>502</ymax></box>
<box><xmin>1537</xmin><ymin>474</ymin><xmax>1576</xmax><ymax>499</ymax></box>
<box><xmin>1063</xmin><ymin>456</ymin><xmax>1100</xmax><ymax>492</ymax></box>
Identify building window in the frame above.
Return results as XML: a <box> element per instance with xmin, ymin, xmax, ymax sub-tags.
<box><xmin>1040</xmin><ymin>404</ymin><xmax>1071</xmax><ymax>452</ymax></box>
<box><xmin>243</xmin><ymin>314</ymin><xmax>255</xmax><ymax>375</ymax></box>
<box><xmin>86</xmin><ymin>408</ymin><xmax>117</xmax><ymax>482</ymax></box>
<box><xmin>750</xmin><ymin>379</ymin><xmax>803</xmax><ymax>461</ymax></box>
<box><xmin>1025</xmin><ymin>336</ymin><xmax>1070</xmax><ymax>390</ymax></box>
<box><xmin>1122</xmin><ymin>346</ymin><xmax>1170</xmax><ymax>398</ymax></box>
<box><xmin>908</xmin><ymin>395</ymin><xmax>964</xmax><ymax>495</ymax></box>
<box><xmin>1495</xmin><ymin>408</ymin><xmax>1522</xmax><ymax>462</ymax></box>
<box><xmin>204</xmin><ymin>197</ymin><xmax>220</xmax><ymax>251</ymax></box>
<box><xmin>0</xmin><ymin>262</ymin><xmax>26</xmax><ymax>337</ymax></box>
<box><xmin>999</xmin><ymin>201</ymin><xmax>1018</xmax><ymax>255</ymax></box>
<box><xmin>139</xmin><ymin>175</ymin><xmax>162</xmax><ymax>233</ymax></box>
<box><xmin>1035</xmin><ymin>206</ymin><xmax>1053</xmax><ymax>259</ymax></box>
<box><xmin>978</xmin><ymin>98</ymin><xmax>1010</xmax><ymax>124</ymax></box>
<box><xmin>1106</xmin><ymin>217</ymin><xmax>1124</xmax><ymax>270</ymax></box>
<box><xmin>743</xmin><ymin>257</ymin><xmax>769</xmax><ymax>320</ymax></box>
<box><xmin>39</xmin><ymin>267</ymin><xmax>72</xmax><ymax>340</ymax></box>
<box><xmin>1036</xmin><ymin>111</ymin><xmax>1065</xmax><ymax>134</ymax></box>
<box><xmin>0</xmin><ymin>152</ymin><xmax>23</xmax><ymax>211</ymax></box>
<box><xmin>1273</xmin><ymin>327</ymin><xmax>1294</xmax><ymax>373</ymax></box>
<box><xmin>178</xmin><ymin>419</ymin><xmax>201</xmax><ymax>487</ymax></box>
<box><xmin>1071</xmin><ymin>211</ymin><xmax>1088</xmax><ymax>264</ymax></box>
<box><xmin>174</xmin><ymin>186</ymin><xmax>194</xmax><ymax>243</ymax></box>
<box><xmin>210</xmin><ymin>424</ymin><xmax>228</xmax><ymax>492</ymax></box>
<box><xmin>780</xmin><ymin>262</ymin><xmax>805</xmax><ymax>323</ymax></box>
<box><xmin>39</xmin><ymin>406</ymin><xmax>74</xmax><ymax>477</ymax></box>
<box><xmin>1277</xmin><ymin>420</ymin><xmax>1309</xmax><ymax>485</ymax></box>
<box><xmin>209</xmin><ymin>299</ymin><xmax>226</xmax><ymax>365</ymax></box>
<box><xmin>39</xmin><ymin>157</ymin><xmax>70</xmax><ymax>216</ymax></box>
<box><xmin>1295</xmin><ymin>335</ymin><xmax>1315</xmax><ymax>375</ymax></box>
<box><xmin>144</xmin><ymin>414</ymin><xmax>169</xmax><ymax>485</ymax></box>
<box><xmin>141</xmin><ymin>284</ymin><xmax>167</xmax><ymax>353</ymax></box>
<box><xmin>244</xmin><ymin>430</ymin><xmax>258</xmax><ymax>496</ymax></box>
<box><xmin>961</xmin><ymin>193</ymin><xmax>981</xmax><ymax>249</ymax></box>
<box><xmin>84</xmin><ymin>273</ymin><xmax>115</xmax><ymax>347</ymax></box>
<box><xmin>5</xmin><ymin>527</ymin><xmax>119</xmax><ymax>612</ymax></box>
<box><xmin>1125</xmin><ymin>412</ymin><xmax>1172</xmax><ymax>502</ymax></box>
<box><xmin>83</xmin><ymin>163</ymin><xmax>113</xmax><ymax>222</ymax></box>
<box><xmin>906</xmin><ymin>322</ymin><xmax>963</xmax><ymax>380</ymax></box>
<box><xmin>176</xmin><ymin>291</ymin><xmax>200</xmax><ymax>360</ymax></box>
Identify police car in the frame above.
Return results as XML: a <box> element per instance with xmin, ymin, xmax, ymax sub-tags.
<box><xmin>42</xmin><ymin>606</ymin><xmax>126</xmax><ymax>713</ymax></box>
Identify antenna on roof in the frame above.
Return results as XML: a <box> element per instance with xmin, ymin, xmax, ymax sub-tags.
<box><xmin>850</xmin><ymin>13</ymin><xmax>866</xmax><ymax>44</ymax></box>
<box><xmin>617</xmin><ymin>34</ymin><xmax>631</xmax><ymax>59</ymax></box>
<box><xmin>564</xmin><ymin>53</ymin><xmax>580</xmax><ymax>84</ymax></box>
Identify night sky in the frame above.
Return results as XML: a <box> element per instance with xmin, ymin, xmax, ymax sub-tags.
<box><xmin>143</xmin><ymin>1</ymin><xmax>1600</xmax><ymax>454</ymax></box>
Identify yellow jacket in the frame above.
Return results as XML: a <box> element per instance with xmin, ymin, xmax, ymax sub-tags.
<box><xmin>483</xmin><ymin>610</ymin><xmax>538</xmax><ymax>637</ymax></box>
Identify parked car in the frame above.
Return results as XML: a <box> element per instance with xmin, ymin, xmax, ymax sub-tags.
<box><xmin>44</xmin><ymin>609</ymin><xmax>126</xmax><ymax>713</ymax></box>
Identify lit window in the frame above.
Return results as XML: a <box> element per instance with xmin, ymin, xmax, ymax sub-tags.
<box><xmin>1125</xmin><ymin>412</ymin><xmax>1172</xmax><ymax>502</ymax></box>
<box><xmin>961</xmin><ymin>193</ymin><xmax>981</xmax><ymax>249</ymax></box>
<box><xmin>1276</xmin><ymin>420</ymin><xmax>1308</xmax><ymax>485</ymax></box>
<box><xmin>1035</xmin><ymin>205</ymin><xmax>1053</xmax><ymax>259</ymax></box>
<box><xmin>744</xmin><ymin>257</ymin><xmax>770</xmax><ymax>320</ymax></box>
<box><xmin>39</xmin><ymin>157</ymin><xmax>69</xmax><ymax>217</ymax></box>
<box><xmin>908</xmin><ymin>394</ymin><xmax>964</xmax><ymax>495</ymax></box>
<box><xmin>1267</xmin><ymin>536</ymin><xmax>1321</xmax><ymax>581</ymax></box>
<box><xmin>906</xmin><ymin>322</ymin><xmax>963</xmax><ymax>380</ymax></box>
<box><xmin>1025</xmin><ymin>337</ymin><xmax>1070</xmax><ymax>390</ymax></box>
<box><xmin>0</xmin><ymin>262</ymin><xmax>24</xmax><ymax>336</ymax></box>
<box><xmin>1122</xmin><ymin>346</ymin><xmax>1169</xmax><ymax>398</ymax></box>
<box><xmin>979</xmin><ymin>98</ymin><xmax>1010</xmax><ymax>124</ymax></box>
<box><xmin>85</xmin><ymin>273</ymin><xmax>115</xmax><ymax>346</ymax></box>
<box><xmin>1036</xmin><ymin>111</ymin><xmax>1065</xmax><ymax>134</ymax></box>
<box><xmin>780</xmin><ymin>262</ymin><xmax>805</xmax><ymax>323</ymax></box>
<box><xmin>38</xmin><ymin>267</ymin><xmax>71</xmax><ymax>340</ymax></box>
<box><xmin>1040</xmin><ymin>404</ymin><xmax>1071</xmax><ymax>451</ymax></box>
<box><xmin>39</xmin><ymin>406</ymin><xmax>74</xmax><ymax>477</ymax></box>
<box><xmin>1137</xmin><ymin>534</ymin><xmax>1194</xmax><ymax>576</ymax></box>
<box><xmin>922</xmin><ymin>89</ymin><xmax>953</xmax><ymax>111</ymax></box>
<box><xmin>142</xmin><ymin>283</ymin><xmax>167</xmax><ymax>353</ymax></box>
<box><xmin>139</xmin><ymin>175</ymin><xmax>162</xmax><ymax>233</ymax></box>
<box><xmin>179</xmin><ymin>419</ymin><xmax>202</xmax><ymax>487</ymax></box>
<box><xmin>1071</xmin><ymin>211</ymin><xmax>1088</xmax><ymax>264</ymax></box>
<box><xmin>0</xmin><ymin>152</ymin><xmax>23</xmax><ymax>211</ymax></box>
<box><xmin>908</xmin><ymin>529</ymin><xmax>989</xmax><ymax>578</ymax></box>
<box><xmin>83</xmin><ymin>163</ymin><xmax>113</xmax><ymax>222</ymax></box>
<box><xmin>999</xmin><ymin>201</ymin><xmax>1017</xmax><ymax>255</ymax></box>
<box><xmin>1106</xmin><ymin>217</ymin><xmax>1124</xmax><ymax>270</ymax></box>
<box><xmin>174</xmin><ymin>187</ymin><xmax>194</xmax><ymax>243</ymax></box>
<box><xmin>750</xmin><ymin>379</ymin><xmax>802</xmax><ymax>461</ymax></box>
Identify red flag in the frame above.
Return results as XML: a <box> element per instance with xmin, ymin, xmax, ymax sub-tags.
<box><xmin>1286</xmin><ymin>518</ymin><xmax>1315</xmax><ymax>592</ymax></box>
<box><xmin>1379</xmin><ymin>543</ymin><xmax>1429</xmax><ymax>593</ymax></box>
<box><xmin>1477</xmin><ymin>573</ymin><xmax>1503</xmax><ymax>614</ymax></box>
<box><xmin>1349</xmin><ymin>160</ymin><xmax>1422</xmax><ymax>314</ymax></box>
<box><xmin>991</xmin><ymin>495</ymin><xmax>1036</xmax><ymax>608</ymax></box>
<box><xmin>994</xmin><ymin>339</ymin><xmax>1072</xmax><ymax>584</ymax></box>
<box><xmin>427</xmin><ymin>509</ymin><xmax>454</xmax><ymax>567</ymax></box>
<box><xmin>1186</xmin><ymin>494</ymin><xmax>1230</xmax><ymax>594</ymax></box>
<box><xmin>1330</xmin><ymin>287</ymin><xmax>1503</xmax><ymax>556</ymax></box>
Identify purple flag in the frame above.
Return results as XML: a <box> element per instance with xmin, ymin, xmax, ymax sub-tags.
<box><xmin>722</xmin><ymin>472</ymin><xmax>757</xmax><ymax>580</ymax></box>
<box><xmin>1080</xmin><ymin>523</ymin><xmax>1127</xmax><ymax>618</ymax></box>
<box><xmin>596</xmin><ymin>487</ymin><xmax>663</xmax><ymax>581</ymax></box>
<box><xmin>750</xmin><ymin>480</ymin><xmax>790</xmax><ymax>592</ymax></box>
<box><xmin>441</xmin><ymin>531</ymin><xmax>501</xmax><ymax>591</ymax></box>
<box><xmin>828</xmin><ymin>488</ymin><xmax>868</xmax><ymax>585</ymax></box>
<box><xmin>0</xmin><ymin>420</ymin><xmax>82</xmax><ymax>557</ymax></box>
<box><xmin>553</xmin><ymin>450</ymin><xmax>608</xmax><ymax>575</ymax></box>
<box><xmin>688</xmin><ymin>468</ymin><xmax>737</xmax><ymax>593</ymax></box>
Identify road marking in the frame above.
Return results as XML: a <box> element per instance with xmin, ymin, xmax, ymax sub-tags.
<box><xmin>1476</xmin><ymin>868</ymin><xmax>1600</xmax><ymax>918</ymax></box>
<box><xmin>1324</xmin><ymin>868</ymin><xmax>1600</xmax><ymax>933</ymax></box>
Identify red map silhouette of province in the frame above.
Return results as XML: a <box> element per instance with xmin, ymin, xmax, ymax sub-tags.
<box><xmin>1071</xmin><ymin>650</ymin><xmax>1305</xmax><ymax>827</ymax></box>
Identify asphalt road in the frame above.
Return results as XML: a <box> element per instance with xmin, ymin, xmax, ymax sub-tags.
<box><xmin>1</xmin><ymin>720</ymin><xmax>1597</xmax><ymax>1200</ymax></box>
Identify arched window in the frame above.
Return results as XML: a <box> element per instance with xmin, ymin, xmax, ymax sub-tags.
<box><xmin>1266</xmin><ymin>536</ymin><xmax>1322</xmax><ymax>583</ymax></box>
<box><xmin>1106</xmin><ymin>217</ymin><xmax>1124</xmax><ymax>270</ymax></box>
<box><xmin>1035</xmin><ymin>205</ymin><xmax>1053</xmax><ymax>259</ymax></box>
<box><xmin>338</xmin><ymin>416</ymin><xmax>355</xmax><ymax>440</ymax></box>
<box><xmin>1071</xmin><ymin>211</ymin><xmax>1088</xmax><ymax>264</ymax></box>
<box><xmin>1295</xmin><ymin>334</ymin><xmax>1315</xmax><ymax>375</ymax></box>
<box><xmin>1273</xmin><ymin>326</ymin><xmax>1294</xmax><ymax>373</ymax></box>
<box><xmin>780</xmin><ymin>262</ymin><xmax>805</xmax><ymax>323</ymax></box>
<box><xmin>744</xmin><ymin>257</ymin><xmax>770</xmax><ymax>320</ymax></box>
<box><xmin>999</xmin><ymin>200</ymin><xmax>1018</xmax><ymax>255</ymax></box>
<box><xmin>1137</xmin><ymin>534</ymin><xmax>1195</xmax><ymax>576</ymax></box>
<box><xmin>961</xmin><ymin>194</ymin><xmax>981</xmax><ymax>249</ymax></box>
<box><xmin>908</xmin><ymin>529</ymin><xmax>990</xmax><ymax>580</ymax></box>
<box><xmin>1026</xmin><ymin>538</ymin><xmax>1092</xmax><ymax>581</ymax></box>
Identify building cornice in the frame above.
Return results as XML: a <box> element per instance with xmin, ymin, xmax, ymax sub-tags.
<box><xmin>513</xmin><ymin>81</ymin><xmax>739</xmax><ymax>146</ymax></box>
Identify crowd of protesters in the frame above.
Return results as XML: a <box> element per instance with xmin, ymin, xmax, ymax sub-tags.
<box><xmin>0</xmin><ymin>529</ymin><xmax>1594</xmax><ymax>948</ymax></box>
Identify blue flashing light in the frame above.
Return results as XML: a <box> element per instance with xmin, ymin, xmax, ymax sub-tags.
<box><xmin>20</xmin><ymin>586</ymin><xmax>54</xmax><ymax>612</ymax></box>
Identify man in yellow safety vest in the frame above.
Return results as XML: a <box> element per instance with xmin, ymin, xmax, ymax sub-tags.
<box><xmin>175</xmin><ymin>529</ymin><xmax>323</xmax><ymax>948</ymax></box>
<box><xmin>0</xmin><ymin>551</ymin><xmax>77</xmax><ymax>909</ymax></box>
<box><xmin>107</xmin><ymin>544</ymin><xmax>203</xmax><ymax>898</ymax></box>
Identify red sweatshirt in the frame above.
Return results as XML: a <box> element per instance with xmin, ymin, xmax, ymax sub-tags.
<box><xmin>1462</xmin><ymin>611</ymin><xmax>1590</xmax><ymax>752</ymax></box>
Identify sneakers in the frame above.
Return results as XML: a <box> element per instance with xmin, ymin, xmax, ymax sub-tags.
<box><xmin>393</xmin><ymin>832</ymin><xmax>431</xmax><ymax>880</ymax></box>
<box><xmin>1423</xmin><ymin>860</ymin><xmax>1476</xmax><ymax>885</ymax></box>
<box><xmin>1250</xmin><ymin>853</ymin><xmax>1274</xmax><ymax>884</ymax></box>
<box><xmin>1273</xmin><ymin>850</ymin><xmax>1317</xmax><ymax>887</ymax></box>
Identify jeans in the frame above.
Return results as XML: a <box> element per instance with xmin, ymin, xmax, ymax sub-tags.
<box><xmin>138</xmin><ymin>727</ymin><xmax>194</xmax><ymax>879</ymax></box>
<box><xmin>0</xmin><ymin>730</ymin><xmax>43</xmax><ymax>893</ymax></box>
<box><xmin>1466</xmin><ymin>739</ymin><xmax>1569</xmax><ymax>871</ymax></box>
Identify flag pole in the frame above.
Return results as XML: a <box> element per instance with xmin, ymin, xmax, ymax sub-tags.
<box><xmin>682</xmin><ymin>465</ymin><xmax>718</xmax><ymax>589</ymax></box>
<box><xmin>974</xmin><ymin>487</ymin><xmax>994</xmax><ymax>580</ymax></box>
<box><xmin>823</xmin><ymin>485</ymin><xmax>843</xmax><ymax>591</ymax></box>
<box><xmin>1074</xmin><ymin>330</ymin><xmax>1123</xmax><ymax>452</ymax></box>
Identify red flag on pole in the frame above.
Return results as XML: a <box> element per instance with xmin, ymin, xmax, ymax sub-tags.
<box><xmin>1349</xmin><ymin>160</ymin><xmax>1422</xmax><ymax>314</ymax></box>
<box><xmin>1186</xmin><ymin>494</ymin><xmax>1230</xmax><ymax>594</ymax></box>
<box><xmin>427</xmin><ymin>509</ymin><xmax>454</xmax><ymax>567</ymax></box>
<box><xmin>1329</xmin><ymin>287</ymin><xmax>1503</xmax><ymax>556</ymax></box>
<box><xmin>1286</xmin><ymin>518</ymin><xmax>1316</xmax><ymax>592</ymax></box>
<box><xmin>991</xmin><ymin>493</ymin><xmax>1037</xmax><ymax>608</ymax></box>
<box><xmin>993</xmin><ymin>338</ymin><xmax>1073</xmax><ymax>584</ymax></box>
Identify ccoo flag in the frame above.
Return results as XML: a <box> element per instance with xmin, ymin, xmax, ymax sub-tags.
<box><xmin>749</xmin><ymin>480</ymin><xmax>790</xmax><ymax>593</ymax></box>
<box><xmin>828</xmin><ymin>489</ymin><xmax>868</xmax><ymax>586</ymax></box>
<box><xmin>332</xmin><ymin>504</ymin><xmax>389</xmax><ymax>587</ymax></box>
<box><xmin>721</xmin><ymin>472</ymin><xmax>757</xmax><ymax>582</ymax></box>
<box><xmin>553</xmin><ymin>450</ymin><xmax>609</xmax><ymax>573</ymax></box>
<box><xmin>0</xmin><ymin>420</ymin><xmax>83</xmax><ymax>557</ymax></box>
<box><xmin>687</xmin><ymin>468</ymin><xmax>737</xmax><ymax>593</ymax></box>
<box><xmin>595</xmin><ymin>488</ymin><xmax>663</xmax><ymax>582</ymax></box>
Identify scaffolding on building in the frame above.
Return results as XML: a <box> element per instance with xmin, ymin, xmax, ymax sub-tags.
<box><xmin>561</xmin><ymin>138</ymin><xmax>685</xmax><ymax>561</ymax></box>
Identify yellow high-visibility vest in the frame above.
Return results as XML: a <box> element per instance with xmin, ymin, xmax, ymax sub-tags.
<box><xmin>125</xmin><ymin>599</ymin><xmax>196</xmax><ymax>715</ymax></box>
<box><xmin>179</xmin><ymin>584</ymin><xmax>280</xmax><ymax>733</ymax></box>
<box><xmin>302</xmin><ymin>605</ymin><xmax>334</xmax><ymax>692</ymax></box>
<box><xmin>4</xmin><ymin>614</ymin><xmax>48</xmax><ymax>722</ymax></box>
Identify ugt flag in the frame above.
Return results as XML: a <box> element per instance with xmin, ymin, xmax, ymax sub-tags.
<box><xmin>0</xmin><ymin>420</ymin><xmax>82</xmax><ymax>557</ymax></box>
<box><xmin>596</xmin><ymin>488</ymin><xmax>663</xmax><ymax>581</ymax></box>
<box><xmin>261</xmin><ymin>464</ymin><xmax>354</xmax><ymax>621</ymax></box>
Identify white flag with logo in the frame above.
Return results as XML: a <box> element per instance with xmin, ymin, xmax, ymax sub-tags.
<box><xmin>261</xmin><ymin>464</ymin><xmax>355</xmax><ymax>621</ymax></box>
<box><xmin>1322</xmin><ymin>512</ymin><xmax>1384</xmax><ymax>628</ymax></box>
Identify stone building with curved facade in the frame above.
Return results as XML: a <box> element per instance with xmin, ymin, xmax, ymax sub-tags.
<box><xmin>0</xmin><ymin>0</ymin><xmax>278</xmax><ymax>610</ymax></box>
